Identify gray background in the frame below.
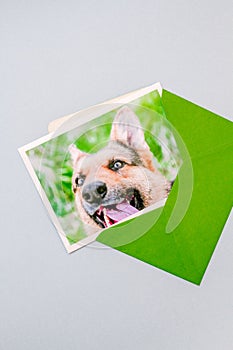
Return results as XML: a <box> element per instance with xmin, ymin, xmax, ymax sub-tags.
<box><xmin>1</xmin><ymin>1</ymin><xmax>233</xmax><ymax>349</ymax></box>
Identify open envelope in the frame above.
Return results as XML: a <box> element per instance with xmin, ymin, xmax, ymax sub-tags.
<box><xmin>95</xmin><ymin>90</ymin><xmax>233</xmax><ymax>284</ymax></box>
<box><xmin>20</xmin><ymin>84</ymin><xmax>233</xmax><ymax>285</ymax></box>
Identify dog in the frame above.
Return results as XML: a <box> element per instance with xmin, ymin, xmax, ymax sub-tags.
<box><xmin>69</xmin><ymin>106</ymin><xmax>172</xmax><ymax>234</ymax></box>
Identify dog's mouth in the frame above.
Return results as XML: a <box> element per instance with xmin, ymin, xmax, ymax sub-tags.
<box><xmin>91</xmin><ymin>189</ymin><xmax>144</xmax><ymax>228</ymax></box>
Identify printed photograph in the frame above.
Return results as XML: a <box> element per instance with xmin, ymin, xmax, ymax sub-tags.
<box><xmin>22</xmin><ymin>89</ymin><xmax>182</xmax><ymax>251</ymax></box>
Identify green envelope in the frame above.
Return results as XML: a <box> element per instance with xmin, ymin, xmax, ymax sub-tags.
<box><xmin>97</xmin><ymin>90</ymin><xmax>233</xmax><ymax>285</ymax></box>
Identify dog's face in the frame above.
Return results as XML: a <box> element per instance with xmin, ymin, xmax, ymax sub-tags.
<box><xmin>69</xmin><ymin>107</ymin><xmax>170</xmax><ymax>230</ymax></box>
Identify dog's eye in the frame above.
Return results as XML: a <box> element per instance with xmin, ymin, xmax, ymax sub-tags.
<box><xmin>109</xmin><ymin>160</ymin><xmax>125</xmax><ymax>171</ymax></box>
<box><xmin>75</xmin><ymin>176</ymin><xmax>85</xmax><ymax>187</ymax></box>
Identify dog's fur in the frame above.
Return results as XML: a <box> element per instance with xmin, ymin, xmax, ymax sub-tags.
<box><xmin>69</xmin><ymin>106</ymin><xmax>171</xmax><ymax>234</ymax></box>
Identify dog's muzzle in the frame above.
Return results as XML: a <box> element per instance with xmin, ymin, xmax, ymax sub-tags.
<box><xmin>81</xmin><ymin>182</ymin><xmax>144</xmax><ymax>228</ymax></box>
<box><xmin>82</xmin><ymin>181</ymin><xmax>107</xmax><ymax>205</ymax></box>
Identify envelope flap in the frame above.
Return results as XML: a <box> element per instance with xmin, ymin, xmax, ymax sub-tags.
<box><xmin>97</xmin><ymin>90</ymin><xmax>233</xmax><ymax>285</ymax></box>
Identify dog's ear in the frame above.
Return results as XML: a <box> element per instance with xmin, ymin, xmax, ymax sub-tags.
<box><xmin>68</xmin><ymin>144</ymin><xmax>86</xmax><ymax>166</ymax></box>
<box><xmin>110</xmin><ymin>106</ymin><xmax>149</xmax><ymax>150</ymax></box>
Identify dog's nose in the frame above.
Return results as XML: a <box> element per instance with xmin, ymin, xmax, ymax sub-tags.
<box><xmin>82</xmin><ymin>181</ymin><xmax>107</xmax><ymax>204</ymax></box>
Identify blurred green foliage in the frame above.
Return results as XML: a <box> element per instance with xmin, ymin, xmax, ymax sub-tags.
<box><xmin>27</xmin><ymin>90</ymin><xmax>181</xmax><ymax>244</ymax></box>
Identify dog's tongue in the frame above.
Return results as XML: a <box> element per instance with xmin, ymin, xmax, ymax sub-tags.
<box><xmin>106</xmin><ymin>201</ymin><xmax>139</xmax><ymax>222</ymax></box>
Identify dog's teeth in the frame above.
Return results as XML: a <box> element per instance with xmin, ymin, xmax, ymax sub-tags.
<box><xmin>103</xmin><ymin>208</ymin><xmax>111</xmax><ymax>227</ymax></box>
<box><xmin>126</xmin><ymin>197</ymin><xmax>131</xmax><ymax>204</ymax></box>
